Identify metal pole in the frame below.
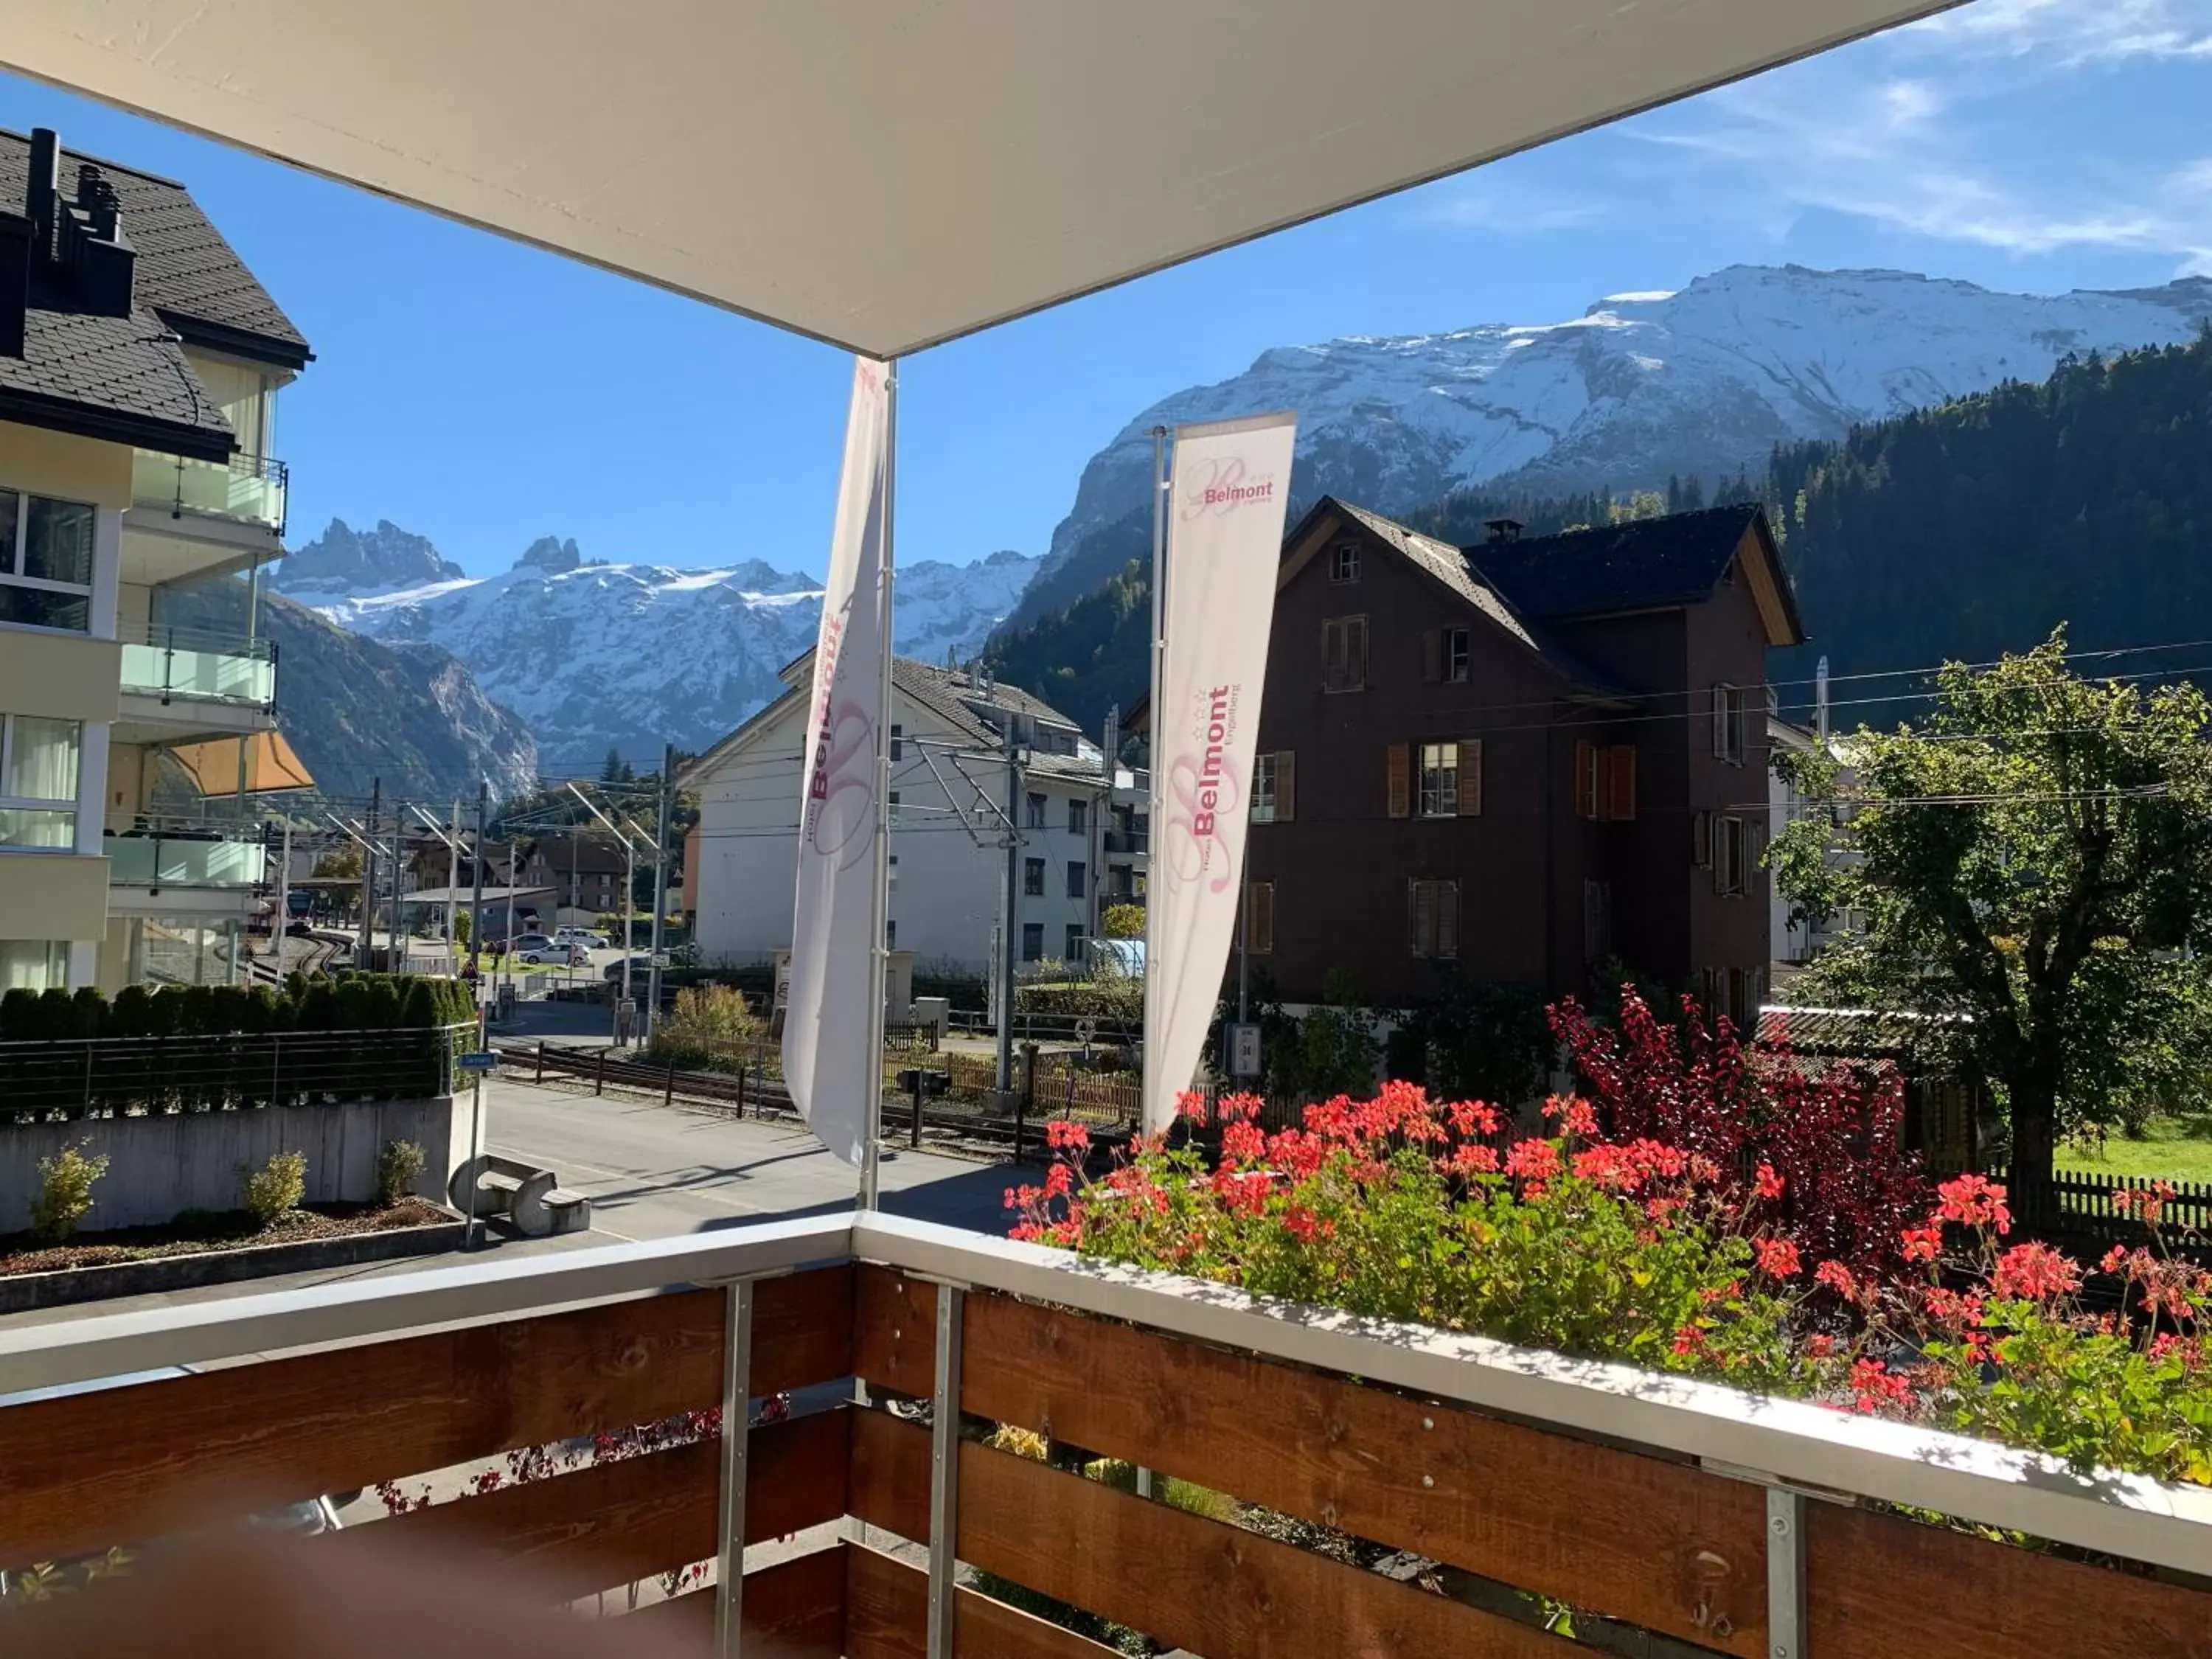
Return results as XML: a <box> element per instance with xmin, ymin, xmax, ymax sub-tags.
<box><xmin>621</xmin><ymin>832</ymin><xmax>634</xmax><ymax>1022</ymax></box>
<box><xmin>470</xmin><ymin>778</ymin><xmax>488</xmax><ymax>987</ymax></box>
<box><xmin>1141</xmin><ymin>425</ymin><xmax>1168</xmax><ymax>1124</ymax></box>
<box><xmin>447</xmin><ymin>796</ymin><xmax>463</xmax><ymax>956</ymax></box>
<box><xmin>647</xmin><ymin>741</ymin><xmax>673</xmax><ymax>1042</ymax></box>
<box><xmin>858</xmin><ymin>359</ymin><xmax>898</xmax><ymax>1214</ymax></box>
<box><xmin>504</xmin><ymin>841</ymin><xmax>517</xmax><ymax>1001</ymax></box>
<box><xmin>713</xmin><ymin>1279</ymin><xmax>755</xmax><ymax>1659</ymax></box>
<box><xmin>462</xmin><ymin>1069</ymin><xmax>484</xmax><ymax>1249</ymax></box>
<box><xmin>997</xmin><ymin>716</ymin><xmax>1022</xmax><ymax>1094</ymax></box>
<box><xmin>388</xmin><ymin>807</ymin><xmax>406</xmax><ymax>975</ymax></box>
<box><xmin>276</xmin><ymin>815</ymin><xmax>292</xmax><ymax>970</ymax></box>
<box><xmin>362</xmin><ymin>778</ymin><xmax>379</xmax><ymax>970</ymax></box>
<box><xmin>1238</xmin><ymin>857</ymin><xmax>1251</xmax><ymax>1026</ymax></box>
<box><xmin>925</xmin><ymin>1282</ymin><xmax>965</xmax><ymax>1659</ymax></box>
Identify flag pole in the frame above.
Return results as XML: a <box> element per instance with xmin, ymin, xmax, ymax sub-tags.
<box><xmin>859</xmin><ymin>360</ymin><xmax>898</xmax><ymax>1212</ymax></box>
<box><xmin>1141</xmin><ymin>425</ymin><xmax>1167</xmax><ymax>1132</ymax></box>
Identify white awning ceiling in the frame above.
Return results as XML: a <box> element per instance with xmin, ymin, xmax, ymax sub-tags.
<box><xmin>4</xmin><ymin>1</ymin><xmax>1954</xmax><ymax>359</ymax></box>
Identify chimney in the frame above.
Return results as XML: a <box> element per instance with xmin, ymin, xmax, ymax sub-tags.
<box><xmin>1485</xmin><ymin>518</ymin><xmax>1523</xmax><ymax>545</ymax></box>
<box><xmin>24</xmin><ymin>128</ymin><xmax>59</xmax><ymax>261</ymax></box>
<box><xmin>0</xmin><ymin>211</ymin><xmax>29</xmax><ymax>358</ymax></box>
<box><xmin>59</xmin><ymin>163</ymin><xmax>135</xmax><ymax>318</ymax></box>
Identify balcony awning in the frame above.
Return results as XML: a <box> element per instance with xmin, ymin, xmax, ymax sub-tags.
<box><xmin>166</xmin><ymin>731</ymin><xmax>316</xmax><ymax>796</ymax></box>
<box><xmin>3</xmin><ymin>1</ymin><xmax>1950</xmax><ymax>360</ymax></box>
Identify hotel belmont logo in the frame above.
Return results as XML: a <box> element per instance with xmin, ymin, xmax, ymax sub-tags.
<box><xmin>1166</xmin><ymin>684</ymin><xmax>1244</xmax><ymax>891</ymax></box>
<box><xmin>1180</xmin><ymin>454</ymin><xmax>1279</xmax><ymax>521</ymax></box>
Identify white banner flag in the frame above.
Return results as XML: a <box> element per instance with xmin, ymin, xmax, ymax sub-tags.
<box><xmin>1144</xmin><ymin>411</ymin><xmax>1298</xmax><ymax>1133</ymax></box>
<box><xmin>784</xmin><ymin>357</ymin><xmax>892</xmax><ymax>1166</ymax></box>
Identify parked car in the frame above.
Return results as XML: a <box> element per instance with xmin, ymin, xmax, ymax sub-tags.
<box><xmin>552</xmin><ymin>926</ymin><xmax>608</xmax><ymax>950</ymax></box>
<box><xmin>510</xmin><ymin>933</ymin><xmax>557</xmax><ymax>961</ymax></box>
<box><xmin>602</xmin><ymin>954</ymin><xmax>656</xmax><ymax>985</ymax></box>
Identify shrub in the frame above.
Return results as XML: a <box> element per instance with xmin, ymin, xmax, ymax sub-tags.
<box><xmin>375</xmin><ymin>1139</ymin><xmax>428</xmax><ymax>1207</ymax></box>
<box><xmin>1100</xmin><ymin>903</ymin><xmax>1144</xmax><ymax>941</ymax></box>
<box><xmin>452</xmin><ymin>908</ymin><xmax>472</xmax><ymax>949</ymax></box>
<box><xmin>31</xmin><ymin>1141</ymin><xmax>110</xmax><ymax>1241</ymax></box>
<box><xmin>650</xmin><ymin>984</ymin><xmax>762</xmax><ymax>1069</ymax></box>
<box><xmin>243</xmin><ymin>1150</ymin><xmax>307</xmax><ymax>1228</ymax></box>
<box><xmin>1015</xmin><ymin>979</ymin><xmax>1144</xmax><ymax>1024</ymax></box>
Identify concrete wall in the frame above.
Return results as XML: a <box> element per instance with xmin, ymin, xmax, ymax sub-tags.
<box><xmin>0</xmin><ymin>1095</ymin><xmax>467</xmax><ymax>1234</ymax></box>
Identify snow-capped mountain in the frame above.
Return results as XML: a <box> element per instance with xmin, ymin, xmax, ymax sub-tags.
<box><xmin>277</xmin><ymin>521</ymin><xmax>1041</xmax><ymax>765</ymax></box>
<box><xmin>1013</xmin><ymin>265</ymin><xmax>2212</xmax><ymax>623</ymax></box>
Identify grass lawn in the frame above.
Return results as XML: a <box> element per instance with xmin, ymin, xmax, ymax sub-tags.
<box><xmin>2056</xmin><ymin>1114</ymin><xmax>2212</xmax><ymax>1184</ymax></box>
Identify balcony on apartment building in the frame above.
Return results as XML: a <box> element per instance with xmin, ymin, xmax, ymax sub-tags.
<box><xmin>104</xmin><ymin>815</ymin><xmax>270</xmax><ymax>910</ymax></box>
<box><xmin>114</xmin><ymin>619</ymin><xmax>278</xmax><ymax>744</ymax></box>
<box><xmin>122</xmin><ymin>450</ymin><xmax>289</xmax><ymax>584</ymax></box>
<box><xmin>0</xmin><ymin>1211</ymin><xmax>2202</xmax><ymax>1658</ymax></box>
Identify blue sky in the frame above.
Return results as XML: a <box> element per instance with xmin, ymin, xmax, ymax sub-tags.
<box><xmin>7</xmin><ymin>0</ymin><xmax>2212</xmax><ymax>580</ymax></box>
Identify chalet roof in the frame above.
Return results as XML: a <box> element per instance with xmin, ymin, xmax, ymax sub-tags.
<box><xmin>1467</xmin><ymin>504</ymin><xmax>1802</xmax><ymax>641</ymax></box>
<box><xmin>1756</xmin><ymin>1004</ymin><xmax>1972</xmax><ymax>1067</ymax></box>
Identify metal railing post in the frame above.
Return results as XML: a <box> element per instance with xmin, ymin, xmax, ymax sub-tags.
<box><xmin>714</xmin><ymin>1279</ymin><xmax>755</xmax><ymax>1659</ymax></box>
<box><xmin>271</xmin><ymin>1032</ymin><xmax>281</xmax><ymax>1107</ymax></box>
<box><xmin>928</xmin><ymin>1282</ymin><xmax>965</xmax><ymax>1659</ymax></box>
<box><xmin>1766</xmin><ymin>1487</ymin><xmax>1806</xmax><ymax>1659</ymax></box>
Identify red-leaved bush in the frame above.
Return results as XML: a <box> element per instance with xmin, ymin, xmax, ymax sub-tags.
<box><xmin>1551</xmin><ymin>989</ymin><xmax>1929</xmax><ymax>1280</ymax></box>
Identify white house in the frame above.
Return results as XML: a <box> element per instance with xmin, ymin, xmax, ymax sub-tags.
<box><xmin>681</xmin><ymin>655</ymin><xmax>1141</xmax><ymax>976</ymax></box>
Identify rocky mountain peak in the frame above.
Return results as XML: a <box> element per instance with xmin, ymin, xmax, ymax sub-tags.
<box><xmin>515</xmin><ymin>535</ymin><xmax>586</xmax><ymax>574</ymax></box>
<box><xmin>275</xmin><ymin>517</ymin><xmax>465</xmax><ymax>594</ymax></box>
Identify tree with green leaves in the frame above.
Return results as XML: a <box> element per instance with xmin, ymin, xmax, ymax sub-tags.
<box><xmin>1773</xmin><ymin>630</ymin><xmax>2212</xmax><ymax>1224</ymax></box>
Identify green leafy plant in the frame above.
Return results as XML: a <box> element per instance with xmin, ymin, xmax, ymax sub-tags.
<box><xmin>31</xmin><ymin>1141</ymin><xmax>111</xmax><ymax>1242</ymax></box>
<box><xmin>242</xmin><ymin>1150</ymin><xmax>307</xmax><ymax>1229</ymax></box>
<box><xmin>649</xmin><ymin>983</ymin><xmax>763</xmax><ymax>1071</ymax></box>
<box><xmin>375</xmin><ymin>1139</ymin><xmax>427</xmax><ymax>1208</ymax></box>
<box><xmin>1100</xmin><ymin>903</ymin><xmax>1145</xmax><ymax>941</ymax></box>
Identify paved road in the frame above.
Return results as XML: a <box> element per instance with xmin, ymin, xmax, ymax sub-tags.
<box><xmin>482</xmin><ymin>1076</ymin><xmax>1019</xmax><ymax>1240</ymax></box>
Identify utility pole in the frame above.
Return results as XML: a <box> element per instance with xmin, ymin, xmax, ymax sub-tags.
<box><xmin>997</xmin><ymin>714</ymin><xmax>1024</xmax><ymax>1093</ymax></box>
<box><xmin>361</xmin><ymin>777</ymin><xmax>379</xmax><ymax>969</ymax></box>
<box><xmin>446</xmin><ymin>796</ymin><xmax>463</xmax><ymax>953</ymax></box>
<box><xmin>387</xmin><ymin>803</ymin><xmax>406</xmax><ymax>975</ymax></box>
<box><xmin>469</xmin><ymin>777</ymin><xmax>488</xmax><ymax>990</ymax></box>
<box><xmin>647</xmin><ymin>741</ymin><xmax>673</xmax><ymax>1043</ymax></box>
<box><xmin>276</xmin><ymin>815</ymin><xmax>292</xmax><ymax>970</ymax></box>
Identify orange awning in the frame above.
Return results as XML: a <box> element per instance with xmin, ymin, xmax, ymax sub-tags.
<box><xmin>166</xmin><ymin>731</ymin><xmax>316</xmax><ymax>795</ymax></box>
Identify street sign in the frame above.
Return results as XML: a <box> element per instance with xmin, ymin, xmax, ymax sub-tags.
<box><xmin>456</xmin><ymin>1050</ymin><xmax>501</xmax><ymax>1073</ymax></box>
<box><xmin>1227</xmin><ymin>1022</ymin><xmax>1262</xmax><ymax>1079</ymax></box>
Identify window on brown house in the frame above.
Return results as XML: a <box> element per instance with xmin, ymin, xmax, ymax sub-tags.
<box><xmin>1714</xmin><ymin>816</ymin><xmax>1747</xmax><ymax>896</ymax></box>
<box><xmin>1248</xmin><ymin>880</ymin><xmax>1276</xmax><ymax>954</ymax></box>
<box><xmin>1604</xmin><ymin>745</ymin><xmax>1637</xmax><ymax>821</ymax></box>
<box><xmin>1251</xmin><ymin>751</ymin><xmax>1295</xmax><ymax>823</ymax></box>
<box><xmin>1693</xmin><ymin>810</ymin><xmax>1712</xmax><ymax>867</ymax></box>
<box><xmin>1323</xmin><ymin>616</ymin><xmax>1368</xmax><ymax>692</ymax></box>
<box><xmin>1421</xmin><ymin>627</ymin><xmax>1472</xmax><ymax>683</ymax></box>
<box><xmin>1417</xmin><ymin>742</ymin><xmax>1458</xmax><ymax>817</ymax></box>
<box><xmin>1329</xmin><ymin>542</ymin><xmax>1360</xmax><ymax>583</ymax></box>
<box><xmin>1576</xmin><ymin>740</ymin><xmax>1637</xmax><ymax>821</ymax></box>
<box><xmin>1410</xmin><ymin>878</ymin><xmax>1459</xmax><ymax>959</ymax></box>
<box><xmin>1712</xmin><ymin>684</ymin><xmax>1747</xmax><ymax>765</ymax></box>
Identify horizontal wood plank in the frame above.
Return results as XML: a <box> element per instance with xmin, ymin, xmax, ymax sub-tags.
<box><xmin>623</xmin><ymin>1545</ymin><xmax>846</xmax><ymax>1659</ymax></box>
<box><xmin>1808</xmin><ymin>1500</ymin><xmax>2212</xmax><ymax>1659</ymax></box>
<box><xmin>0</xmin><ymin>1267</ymin><xmax>852</xmax><ymax>1566</ymax></box>
<box><xmin>844</xmin><ymin>1540</ymin><xmax>1125</xmax><ymax>1659</ymax></box>
<box><xmin>953</xmin><ymin>1288</ymin><xmax>1766</xmax><ymax>1655</ymax></box>
<box><xmin>852</xmin><ymin>1263</ymin><xmax>936</xmax><ymax>1397</ymax></box>
<box><xmin>849</xmin><ymin>1411</ymin><xmax>1571</xmax><ymax>1659</ymax></box>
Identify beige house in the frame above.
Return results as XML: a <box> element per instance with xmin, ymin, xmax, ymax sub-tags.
<box><xmin>0</xmin><ymin>125</ymin><xmax>312</xmax><ymax>992</ymax></box>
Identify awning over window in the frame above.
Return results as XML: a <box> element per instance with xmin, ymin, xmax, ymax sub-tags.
<box><xmin>165</xmin><ymin>731</ymin><xmax>316</xmax><ymax>796</ymax></box>
<box><xmin>3</xmin><ymin>1</ymin><xmax>1949</xmax><ymax>359</ymax></box>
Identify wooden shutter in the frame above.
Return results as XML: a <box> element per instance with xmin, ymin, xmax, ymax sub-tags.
<box><xmin>1573</xmin><ymin>739</ymin><xmax>1596</xmax><ymax>818</ymax></box>
<box><xmin>1456</xmin><ymin>740</ymin><xmax>1482</xmax><ymax>816</ymax></box>
<box><xmin>1386</xmin><ymin>743</ymin><xmax>1411</xmax><ymax>818</ymax></box>
<box><xmin>1275</xmin><ymin>751</ymin><xmax>1295</xmax><ymax>822</ymax></box>
<box><xmin>1321</xmin><ymin>619</ymin><xmax>1340</xmax><ymax>690</ymax></box>
<box><xmin>1712</xmin><ymin>686</ymin><xmax>1730</xmax><ymax>758</ymax></box>
<box><xmin>1348</xmin><ymin>617</ymin><xmax>1369</xmax><ymax>690</ymax></box>
<box><xmin>1249</xmin><ymin>880</ymin><xmax>1276</xmax><ymax>954</ymax></box>
<box><xmin>1605</xmin><ymin>745</ymin><xmax>1637</xmax><ymax>821</ymax></box>
<box><xmin>1693</xmin><ymin>810</ymin><xmax>1712</xmax><ymax>868</ymax></box>
<box><xmin>1437</xmin><ymin>880</ymin><xmax>1460</xmax><ymax>959</ymax></box>
<box><xmin>1410</xmin><ymin>879</ymin><xmax>1435</xmax><ymax>956</ymax></box>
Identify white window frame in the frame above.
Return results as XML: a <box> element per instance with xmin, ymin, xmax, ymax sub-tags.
<box><xmin>1329</xmin><ymin>541</ymin><xmax>1360</xmax><ymax>584</ymax></box>
<box><xmin>1251</xmin><ymin>752</ymin><xmax>1278</xmax><ymax>824</ymax></box>
<box><xmin>1445</xmin><ymin>627</ymin><xmax>1470</xmax><ymax>684</ymax></box>
<box><xmin>1416</xmin><ymin>741</ymin><xmax>1458</xmax><ymax>818</ymax></box>
<box><xmin>0</xmin><ymin>714</ymin><xmax>83</xmax><ymax>853</ymax></box>
<box><xmin>0</xmin><ymin>487</ymin><xmax>98</xmax><ymax>635</ymax></box>
<box><xmin>1713</xmin><ymin>683</ymin><xmax>1747</xmax><ymax>766</ymax></box>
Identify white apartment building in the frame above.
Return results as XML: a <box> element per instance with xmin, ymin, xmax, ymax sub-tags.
<box><xmin>0</xmin><ymin>126</ymin><xmax>311</xmax><ymax>992</ymax></box>
<box><xmin>682</xmin><ymin>655</ymin><xmax>1143</xmax><ymax>976</ymax></box>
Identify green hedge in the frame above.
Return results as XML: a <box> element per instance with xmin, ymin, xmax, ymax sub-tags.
<box><xmin>0</xmin><ymin>972</ymin><xmax>474</xmax><ymax>1044</ymax></box>
<box><xmin>1014</xmin><ymin>980</ymin><xmax>1145</xmax><ymax>1024</ymax></box>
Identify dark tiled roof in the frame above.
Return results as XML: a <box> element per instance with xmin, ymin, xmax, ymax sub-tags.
<box><xmin>1467</xmin><ymin>504</ymin><xmax>1766</xmax><ymax>620</ymax></box>
<box><xmin>1756</xmin><ymin>1004</ymin><xmax>1972</xmax><ymax>1064</ymax></box>
<box><xmin>0</xmin><ymin>129</ymin><xmax>310</xmax><ymax>364</ymax></box>
<box><xmin>1310</xmin><ymin>497</ymin><xmax>1632</xmax><ymax>701</ymax></box>
<box><xmin>0</xmin><ymin>297</ymin><xmax>236</xmax><ymax>459</ymax></box>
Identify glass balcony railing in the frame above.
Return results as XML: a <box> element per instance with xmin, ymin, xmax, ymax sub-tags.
<box><xmin>106</xmin><ymin>823</ymin><xmax>269</xmax><ymax>888</ymax></box>
<box><xmin>118</xmin><ymin>623</ymin><xmax>277</xmax><ymax>708</ymax></box>
<box><xmin>130</xmin><ymin>448</ymin><xmax>288</xmax><ymax>535</ymax></box>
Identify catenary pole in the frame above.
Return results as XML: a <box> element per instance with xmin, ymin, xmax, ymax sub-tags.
<box><xmin>361</xmin><ymin>778</ymin><xmax>379</xmax><ymax>969</ymax></box>
<box><xmin>470</xmin><ymin>777</ymin><xmax>488</xmax><ymax>990</ymax></box>
<box><xmin>647</xmin><ymin>741</ymin><xmax>673</xmax><ymax>1043</ymax></box>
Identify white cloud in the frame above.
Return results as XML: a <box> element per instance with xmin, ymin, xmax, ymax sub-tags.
<box><xmin>1907</xmin><ymin>0</ymin><xmax>2212</xmax><ymax>64</ymax></box>
<box><xmin>1421</xmin><ymin>189</ymin><xmax>1607</xmax><ymax>234</ymax></box>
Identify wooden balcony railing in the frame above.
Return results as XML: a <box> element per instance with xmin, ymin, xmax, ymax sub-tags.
<box><xmin>2</xmin><ymin>1214</ymin><xmax>2209</xmax><ymax>1658</ymax></box>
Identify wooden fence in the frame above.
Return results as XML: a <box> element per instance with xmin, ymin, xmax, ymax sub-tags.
<box><xmin>4</xmin><ymin>1220</ymin><xmax>2207</xmax><ymax>1659</ymax></box>
<box><xmin>1987</xmin><ymin>1164</ymin><xmax>2212</xmax><ymax>1256</ymax></box>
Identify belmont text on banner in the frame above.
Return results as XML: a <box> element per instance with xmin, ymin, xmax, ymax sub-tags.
<box><xmin>1143</xmin><ymin>411</ymin><xmax>1298</xmax><ymax>1133</ymax></box>
<box><xmin>783</xmin><ymin>357</ymin><xmax>891</xmax><ymax>1165</ymax></box>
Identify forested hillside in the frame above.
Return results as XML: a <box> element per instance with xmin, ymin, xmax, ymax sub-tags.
<box><xmin>988</xmin><ymin>331</ymin><xmax>2212</xmax><ymax>740</ymax></box>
